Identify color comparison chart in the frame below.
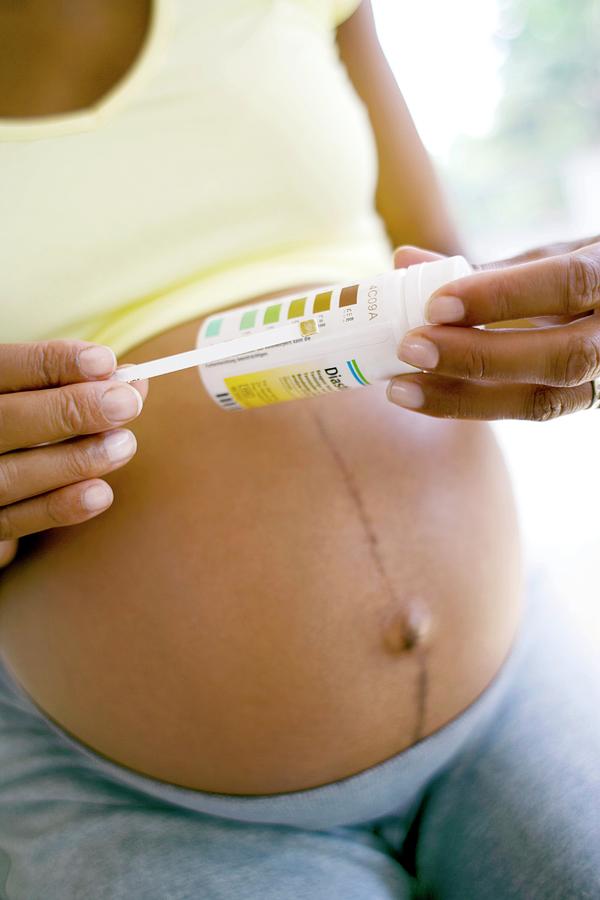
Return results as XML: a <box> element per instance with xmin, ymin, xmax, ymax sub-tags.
<box><xmin>204</xmin><ymin>284</ymin><xmax>360</xmax><ymax>338</ymax></box>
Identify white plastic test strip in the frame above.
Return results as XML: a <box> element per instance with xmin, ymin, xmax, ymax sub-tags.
<box><xmin>113</xmin><ymin>318</ymin><xmax>320</xmax><ymax>383</ymax></box>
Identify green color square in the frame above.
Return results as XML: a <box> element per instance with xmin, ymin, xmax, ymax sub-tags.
<box><xmin>240</xmin><ymin>309</ymin><xmax>258</xmax><ymax>330</ymax></box>
<box><xmin>263</xmin><ymin>304</ymin><xmax>282</xmax><ymax>325</ymax></box>
<box><xmin>206</xmin><ymin>318</ymin><xmax>223</xmax><ymax>337</ymax></box>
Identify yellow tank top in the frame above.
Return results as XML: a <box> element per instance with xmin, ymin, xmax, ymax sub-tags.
<box><xmin>1</xmin><ymin>0</ymin><xmax>392</xmax><ymax>356</ymax></box>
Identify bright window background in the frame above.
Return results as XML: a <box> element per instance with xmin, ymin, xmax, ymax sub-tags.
<box><xmin>372</xmin><ymin>0</ymin><xmax>600</xmax><ymax>643</ymax></box>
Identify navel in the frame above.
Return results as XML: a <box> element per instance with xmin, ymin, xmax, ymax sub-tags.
<box><xmin>382</xmin><ymin>597</ymin><xmax>433</xmax><ymax>655</ymax></box>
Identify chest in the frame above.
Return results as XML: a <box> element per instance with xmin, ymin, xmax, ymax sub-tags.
<box><xmin>0</xmin><ymin>0</ymin><xmax>151</xmax><ymax>117</ymax></box>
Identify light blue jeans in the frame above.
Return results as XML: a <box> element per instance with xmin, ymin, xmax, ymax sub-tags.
<box><xmin>1</xmin><ymin>568</ymin><xmax>599</xmax><ymax>899</ymax></box>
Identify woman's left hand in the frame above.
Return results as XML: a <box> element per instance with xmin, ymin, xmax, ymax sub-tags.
<box><xmin>387</xmin><ymin>237</ymin><xmax>600</xmax><ymax>420</ymax></box>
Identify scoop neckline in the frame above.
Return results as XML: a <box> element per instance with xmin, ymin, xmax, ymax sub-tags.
<box><xmin>0</xmin><ymin>0</ymin><xmax>172</xmax><ymax>141</ymax></box>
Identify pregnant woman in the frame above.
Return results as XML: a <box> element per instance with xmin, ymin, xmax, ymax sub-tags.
<box><xmin>1</xmin><ymin>2</ymin><xmax>599</xmax><ymax>897</ymax></box>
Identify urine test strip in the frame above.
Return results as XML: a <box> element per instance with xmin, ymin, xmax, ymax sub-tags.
<box><xmin>113</xmin><ymin>319</ymin><xmax>319</xmax><ymax>383</ymax></box>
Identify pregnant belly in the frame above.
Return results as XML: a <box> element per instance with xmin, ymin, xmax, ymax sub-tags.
<box><xmin>0</xmin><ymin>287</ymin><xmax>523</xmax><ymax>795</ymax></box>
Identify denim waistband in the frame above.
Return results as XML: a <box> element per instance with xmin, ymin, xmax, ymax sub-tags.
<box><xmin>0</xmin><ymin>578</ymin><xmax>536</xmax><ymax>830</ymax></box>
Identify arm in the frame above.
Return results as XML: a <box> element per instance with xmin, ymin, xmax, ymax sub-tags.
<box><xmin>336</xmin><ymin>1</ymin><xmax>463</xmax><ymax>256</ymax></box>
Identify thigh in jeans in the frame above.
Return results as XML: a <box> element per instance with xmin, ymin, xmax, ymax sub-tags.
<box><xmin>0</xmin><ymin>674</ymin><xmax>413</xmax><ymax>900</ymax></box>
<box><xmin>411</xmin><ymin>575</ymin><xmax>600</xmax><ymax>900</ymax></box>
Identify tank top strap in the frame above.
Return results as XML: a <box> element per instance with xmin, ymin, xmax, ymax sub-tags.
<box><xmin>331</xmin><ymin>0</ymin><xmax>361</xmax><ymax>26</ymax></box>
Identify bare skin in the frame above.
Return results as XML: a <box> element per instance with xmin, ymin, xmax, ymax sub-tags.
<box><xmin>0</xmin><ymin>0</ymin><xmax>523</xmax><ymax>793</ymax></box>
<box><xmin>0</xmin><ymin>307</ymin><xmax>523</xmax><ymax>794</ymax></box>
<box><xmin>0</xmin><ymin>0</ymin><xmax>151</xmax><ymax>118</ymax></box>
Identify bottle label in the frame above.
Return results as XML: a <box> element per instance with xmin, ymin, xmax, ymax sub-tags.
<box><xmin>196</xmin><ymin>258</ymin><xmax>471</xmax><ymax>411</ymax></box>
<box><xmin>221</xmin><ymin>356</ymin><xmax>370</xmax><ymax>409</ymax></box>
<box><xmin>198</xmin><ymin>272</ymin><xmax>405</xmax><ymax>410</ymax></box>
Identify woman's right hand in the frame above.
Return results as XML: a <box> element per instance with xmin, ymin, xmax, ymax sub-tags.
<box><xmin>0</xmin><ymin>340</ymin><xmax>148</xmax><ymax>568</ymax></box>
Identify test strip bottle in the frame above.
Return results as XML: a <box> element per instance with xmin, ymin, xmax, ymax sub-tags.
<box><xmin>196</xmin><ymin>256</ymin><xmax>472</xmax><ymax>411</ymax></box>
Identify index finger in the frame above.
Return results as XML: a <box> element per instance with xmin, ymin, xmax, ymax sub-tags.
<box><xmin>0</xmin><ymin>341</ymin><xmax>116</xmax><ymax>393</ymax></box>
<box><xmin>425</xmin><ymin>245</ymin><xmax>600</xmax><ymax>326</ymax></box>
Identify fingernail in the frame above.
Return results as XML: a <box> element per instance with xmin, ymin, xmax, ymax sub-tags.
<box><xmin>104</xmin><ymin>429</ymin><xmax>137</xmax><ymax>463</ymax></box>
<box><xmin>101</xmin><ymin>384</ymin><xmax>143</xmax><ymax>423</ymax></box>
<box><xmin>112</xmin><ymin>368</ymin><xmax>150</xmax><ymax>402</ymax></box>
<box><xmin>82</xmin><ymin>483</ymin><xmax>113</xmax><ymax>512</ymax></box>
<box><xmin>398</xmin><ymin>336</ymin><xmax>439</xmax><ymax>370</ymax></box>
<box><xmin>387</xmin><ymin>381</ymin><xmax>425</xmax><ymax>409</ymax></box>
<box><xmin>133</xmin><ymin>379</ymin><xmax>150</xmax><ymax>403</ymax></box>
<box><xmin>78</xmin><ymin>346</ymin><xmax>116</xmax><ymax>377</ymax></box>
<box><xmin>425</xmin><ymin>295</ymin><xmax>465</xmax><ymax>324</ymax></box>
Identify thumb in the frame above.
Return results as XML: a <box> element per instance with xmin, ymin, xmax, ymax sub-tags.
<box><xmin>393</xmin><ymin>245</ymin><xmax>446</xmax><ymax>270</ymax></box>
<box><xmin>0</xmin><ymin>540</ymin><xmax>18</xmax><ymax>569</ymax></box>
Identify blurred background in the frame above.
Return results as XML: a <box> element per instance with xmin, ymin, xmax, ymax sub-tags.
<box><xmin>372</xmin><ymin>0</ymin><xmax>600</xmax><ymax>645</ymax></box>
